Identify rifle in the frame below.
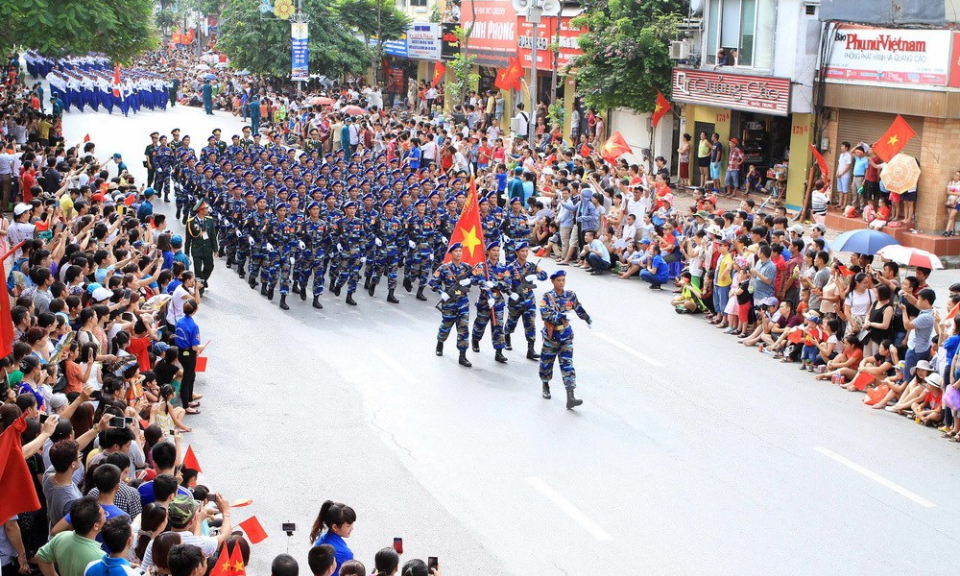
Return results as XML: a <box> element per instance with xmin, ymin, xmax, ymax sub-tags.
<box><xmin>435</xmin><ymin>269</ymin><xmax>472</xmax><ymax>311</ymax></box>
<box><xmin>513</xmin><ymin>259</ymin><xmax>542</xmax><ymax>301</ymax></box>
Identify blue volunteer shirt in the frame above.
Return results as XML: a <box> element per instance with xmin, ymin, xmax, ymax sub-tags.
<box><xmin>174</xmin><ymin>315</ymin><xmax>200</xmax><ymax>351</ymax></box>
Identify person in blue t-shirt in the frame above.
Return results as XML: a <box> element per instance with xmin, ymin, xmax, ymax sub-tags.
<box><xmin>309</xmin><ymin>500</ymin><xmax>356</xmax><ymax>576</ymax></box>
<box><xmin>408</xmin><ymin>138</ymin><xmax>422</xmax><ymax>169</ymax></box>
<box><xmin>640</xmin><ymin>244</ymin><xmax>669</xmax><ymax>289</ymax></box>
<box><xmin>83</xmin><ymin>517</ymin><xmax>139</xmax><ymax>576</ymax></box>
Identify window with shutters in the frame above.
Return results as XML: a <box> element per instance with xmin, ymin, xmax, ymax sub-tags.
<box><xmin>705</xmin><ymin>0</ymin><xmax>775</xmax><ymax>69</ymax></box>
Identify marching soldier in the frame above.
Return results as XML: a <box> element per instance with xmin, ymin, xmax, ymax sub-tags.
<box><xmin>331</xmin><ymin>201</ymin><xmax>366</xmax><ymax>306</ymax></box>
<box><xmin>470</xmin><ymin>242</ymin><xmax>510</xmax><ymax>364</ymax></box>
<box><xmin>296</xmin><ymin>202</ymin><xmax>329</xmax><ymax>309</ymax></box>
<box><xmin>403</xmin><ymin>199</ymin><xmax>436</xmax><ymax>302</ymax></box>
<box><xmin>538</xmin><ymin>270</ymin><xmax>591</xmax><ymax>409</ymax></box>
<box><xmin>430</xmin><ymin>243</ymin><xmax>474</xmax><ymax>368</ymax></box>
<box><xmin>504</xmin><ymin>241</ymin><xmax>547</xmax><ymax>360</ymax></box>
<box><xmin>369</xmin><ymin>199</ymin><xmax>403</xmax><ymax>303</ymax></box>
<box><xmin>244</xmin><ymin>195</ymin><xmax>270</xmax><ymax>290</ymax></box>
<box><xmin>501</xmin><ymin>196</ymin><xmax>532</xmax><ymax>264</ymax></box>
<box><xmin>184</xmin><ymin>200</ymin><xmax>218</xmax><ymax>293</ymax></box>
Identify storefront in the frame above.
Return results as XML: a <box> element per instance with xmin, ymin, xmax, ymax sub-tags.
<box><xmin>373</xmin><ymin>23</ymin><xmax>443</xmax><ymax>108</ymax></box>
<box><xmin>819</xmin><ymin>23</ymin><xmax>960</xmax><ymax>233</ymax></box>
<box><xmin>670</xmin><ymin>68</ymin><xmax>813</xmax><ymax>208</ymax></box>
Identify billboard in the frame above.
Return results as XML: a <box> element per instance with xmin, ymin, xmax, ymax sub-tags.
<box><xmin>823</xmin><ymin>25</ymin><xmax>953</xmax><ymax>86</ymax></box>
<box><xmin>291</xmin><ymin>22</ymin><xmax>309</xmax><ymax>81</ymax></box>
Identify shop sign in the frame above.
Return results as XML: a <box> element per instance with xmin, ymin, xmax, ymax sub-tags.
<box><xmin>516</xmin><ymin>15</ymin><xmax>583</xmax><ymax>72</ymax></box>
<box><xmin>824</xmin><ymin>24</ymin><xmax>952</xmax><ymax>86</ymax></box>
<box><xmin>461</xmin><ymin>0</ymin><xmax>517</xmax><ymax>67</ymax></box>
<box><xmin>407</xmin><ymin>23</ymin><xmax>441</xmax><ymax>61</ymax></box>
<box><xmin>671</xmin><ymin>69</ymin><xmax>791</xmax><ymax>116</ymax></box>
<box><xmin>441</xmin><ymin>23</ymin><xmax>460</xmax><ymax>61</ymax></box>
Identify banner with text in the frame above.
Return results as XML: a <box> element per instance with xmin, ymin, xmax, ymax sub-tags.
<box><xmin>291</xmin><ymin>22</ymin><xmax>309</xmax><ymax>81</ymax></box>
<box><xmin>461</xmin><ymin>0</ymin><xmax>517</xmax><ymax>67</ymax></box>
<box><xmin>824</xmin><ymin>24</ymin><xmax>952</xmax><ymax>86</ymax></box>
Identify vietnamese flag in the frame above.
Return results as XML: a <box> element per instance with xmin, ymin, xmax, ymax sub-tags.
<box><xmin>506</xmin><ymin>57</ymin><xmax>523</xmax><ymax>91</ymax></box>
<box><xmin>444</xmin><ymin>176</ymin><xmax>486</xmax><ymax>266</ymax></box>
<box><xmin>494</xmin><ymin>65</ymin><xmax>514</xmax><ymax>92</ymax></box>
<box><xmin>600</xmin><ymin>131</ymin><xmax>632</xmax><ymax>163</ymax></box>
<box><xmin>229</xmin><ymin>542</ymin><xmax>247</xmax><ymax>575</ymax></box>
<box><xmin>809</xmin><ymin>144</ymin><xmax>829</xmax><ymax>180</ymax></box>
<box><xmin>871</xmin><ymin>115</ymin><xmax>916</xmax><ymax>162</ymax></box>
<box><xmin>0</xmin><ymin>416</ymin><xmax>43</xmax><ymax>522</ymax></box>
<box><xmin>112</xmin><ymin>64</ymin><xmax>122</xmax><ymax>98</ymax></box>
<box><xmin>651</xmin><ymin>91</ymin><xmax>672</xmax><ymax>128</ymax></box>
<box><xmin>210</xmin><ymin>543</ymin><xmax>235</xmax><ymax>576</ymax></box>
<box><xmin>238</xmin><ymin>516</ymin><xmax>268</xmax><ymax>544</ymax></box>
<box><xmin>83</xmin><ymin>134</ymin><xmax>91</xmax><ymax>143</ymax></box>
<box><xmin>182</xmin><ymin>445</ymin><xmax>202</xmax><ymax>472</ymax></box>
<box><xmin>431</xmin><ymin>61</ymin><xmax>446</xmax><ymax>88</ymax></box>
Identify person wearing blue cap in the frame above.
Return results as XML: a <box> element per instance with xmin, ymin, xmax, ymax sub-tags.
<box><xmin>429</xmin><ymin>243</ymin><xmax>474</xmax><ymax>367</ymax></box>
<box><xmin>296</xmin><ymin>201</ymin><xmax>330</xmax><ymax>309</ymax></box>
<box><xmin>152</xmin><ymin>135</ymin><xmax>174</xmax><ymax>203</ymax></box>
<box><xmin>359</xmin><ymin>194</ymin><xmax>380</xmax><ymax>291</ymax></box>
<box><xmin>502</xmin><ymin>196</ymin><xmax>532</xmax><ymax>265</ymax></box>
<box><xmin>261</xmin><ymin>203</ymin><xmax>298</xmax><ymax>307</ymax></box>
<box><xmin>504</xmin><ymin>241</ymin><xmax>547</xmax><ymax>360</ymax></box>
<box><xmin>330</xmin><ymin>201</ymin><xmax>366</xmax><ymax>305</ymax></box>
<box><xmin>478</xmin><ymin>195</ymin><xmax>502</xmax><ymax>247</ymax></box>
<box><xmin>539</xmin><ymin>269</ymin><xmax>591</xmax><ymax>408</ymax></box>
<box><xmin>402</xmin><ymin>198</ymin><xmax>438</xmax><ymax>301</ymax></box>
<box><xmin>470</xmin><ymin>242</ymin><xmax>510</xmax><ymax>363</ymax></box>
<box><xmin>243</xmin><ymin>194</ymin><xmax>270</xmax><ymax>286</ymax></box>
<box><xmin>137</xmin><ymin>188</ymin><xmax>156</xmax><ymax>224</ymax></box>
<box><xmin>368</xmin><ymin>199</ymin><xmax>404</xmax><ymax>303</ymax></box>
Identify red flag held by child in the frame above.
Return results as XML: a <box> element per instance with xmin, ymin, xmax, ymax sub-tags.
<box><xmin>210</xmin><ymin>543</ymin><xmax>234</xmax><ymax>576</ymax></box>
<box><xmin>182</xmin><ymin>445</ymin><xmax>202</xmax><ymax>472</ymax></box>
<box><xmin>229</xmin><ymin>542</ymin><xmax>247</xmax><ymax>575</ymax></box>
<box><xmin>0</xmin><ymin>416</ymin><xmax>42</xmax><ymax>522</ymax></box>
<box><xmin>444</xmin><ymin>177</ymin><xmax>486</xmax><ymax>266</ymax></box>
<box><xmin>83</xmin><ymin>134</ymin><xmax>91</xmax><ymax>143</ymax></box>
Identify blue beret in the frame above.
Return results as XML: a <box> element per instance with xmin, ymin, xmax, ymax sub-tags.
<box><xmin>343</xmin><ymin>201</ymin><xmax>357</xmax><ymax>209</ymax></box>
<box><xmin>515</xmin><ymin>241</ymin><xmax>530</xmax><ymax>251</ymax></box>
<box><xmin>255</xmin><ymin>194</ymin><xmax>266</xmax><ymax>202</ymax></box>
<box><xmin>414</xmin><ymin>199</ymin><xmax>426</xmax><ymax>207</ymax></box>
<box><xmin>362</xmin><ymin>193</ymin><xmax>373</xmax><ymax>201</ymax></box>
<box><xmin>324</xmin><ymin>192</ymin><xmax>336</xmax><ymax>200</ymax></box>
<box><xmin>277</xmin><ymin>202</ymin><xmax>290</xmax><ymax>211</ymax></box>
<box><xmin>382</xmin><ymin>199</ymin><xmax>395</xmax><ymax>207</ymax></box>
<box><xmin>510</xmin><ymin>196</ymin><xmax>521</xmax><ymax>205</ymax></box>
<box><xmin>550</xmin><ymin>270</ymin><xmax>566</xmax><ymax>280</ymax></box>
<box><xmin>243</xmin><ymin>189</ymin><xmax>255</xmax><ymax>197</ymax></box>
<box><xmin>306</xmin><ymin>201</ymin><xmax>320</xmax><ymax>211</ymax></box>
<box><xmin>447</xmin><ymin>242</ymin><xmax>463</xmax><ymax>253</ymax></box>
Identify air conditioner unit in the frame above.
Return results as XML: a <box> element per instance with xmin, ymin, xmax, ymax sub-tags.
<box><xmin>669</xmin><ymin>41</ymin><xmax>690</xmax><ymax>60</ymax></box>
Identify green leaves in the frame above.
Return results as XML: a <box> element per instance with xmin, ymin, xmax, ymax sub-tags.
<box><xmin>0</xmin><ymin>0</ymin><xmax>156</xmax><ymax>62</ymax></box>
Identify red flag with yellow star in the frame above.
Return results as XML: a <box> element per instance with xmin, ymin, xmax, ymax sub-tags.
<box><xmin>600</xmin><ymin>131</ymin><xmax>632</xmax><ymax>163</ymax></box>
<box><xmin>210</xmin><ymin>543</ymin><xmax>235</xmax><ymax>576</ymax></box>
<box><xmin>444</xmin><ymin>176</ymin><xmax>486</xmax><ymax>266</ymax></box>
<box><xmin>431</xmin><ymin>61</ymin><xmax>446</xmax><ymax>88</ymax></box>
<box><xmin>229</xmin><ymin>542</ymin><xmax>247</xmax><ymax>576</ymax></box>
<box><xmin>871</xmin><ymin>115</ymin><xmax>916</xmax><ymax>162</ymax></box>
<box><xmin>651</xmin><ymin>91</ymin><xmax>672</xmax><ymax>128</ymax></box>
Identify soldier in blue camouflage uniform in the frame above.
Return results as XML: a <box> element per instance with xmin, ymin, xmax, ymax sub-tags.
<box><xmin>331</xmin><ymin>201</ymin><xmax>366</xmax><ymax>305</ymax></box>
<box><xmin>504</xmin><ymin>241</ymin><xmax>547</xmax><ymax>360</ymax></box>
<box><xmin>359</xmin><ymin>193</ymin><xmax>380</xmax><ymax>293</ymax></box>
<box><xmin>261</xmin><ymin>203</ymin><xmax>299</xmax><ymax>309</ymax></box>
<box><xmin>470</xmin><ymin>242</ymin><xmax>510</xmax><ymax>364</ymax></box>
<box><xmin>296</xmin><ymin>201</ymin><xmax>329</xmax><ymax>309</ymax></box>
<box><xmin>429</xmin><ymin>243</ymin><xmax>474</xmax><ymax>368</ymax></box>
<box><xmin>152</xmin><ymin>136</ymin><xmax>175</xmax><ymax>204</ymax></box>
<box><xmin>321</xmin><ymin>192</ymin><xmax>343</xmax><ymax>288</ymax></box>
<box><xmin>369</xmin><ymin>199</ymin><xmax>403</xmax><ymax>303</ymax></box>
<box><xmin>403</xmin><ymin>199</ymin><xmax>437</xmax><ymax>302</ymax></box>
<box><xmin>244</xmin><ymin>195</ymin><xmax>270</xmax><ymax>291</ymax></box>
<box><xmin>538</xmin><ymin>270</ymin><xmax>591</xmax><ymax>409</ymax></box>
<box><xmin>234</xmin><ymin>190</ymin><xmax>256</xmax><ymax>278</ymax></box>
<box><xmin>219</xmin><ymin>183</ymin><xmax>244</xmax><ymax>269</ymax></box>
<box><xmin>479</xmin><ymin>195</ymin><xmax>501</xmax><ymax>248</ymax></box>
<box><xmin>501</xmin><ymin>196</ymin><xmax>532</xmax><ymax>264</ymax></box>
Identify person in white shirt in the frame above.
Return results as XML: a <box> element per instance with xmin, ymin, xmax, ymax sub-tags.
<box><xmin>513</xmin><ymin>103</ymin><xmax>529</xmax><ymax>139</ymax></box>
<box><xmin>836</xmin><ymin>141</ymin><xmax>853</xmax><ymax>208</ymax></box>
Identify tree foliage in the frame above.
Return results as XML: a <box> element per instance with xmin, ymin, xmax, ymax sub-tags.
<box><xmin>218</xmin><ymin>0</ymin><xmax>370</xmax><ymax>78</ymax></box>
<box><xmin>571</xmin><ymin>0</ymin><xmax>684</xmax><ymax>113</ymax></box>
<box><xmin>337</xmin><ymin>0</ymin><xmax>411</xmax><ymax>71</ymax></box>
<box><xmin>0</xmin><ymin>0</ymin><xmax>157</xmax><ymax>63</ymax></box>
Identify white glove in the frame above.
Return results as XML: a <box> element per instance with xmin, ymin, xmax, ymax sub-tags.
<box><xmin>375</xmin><ymin>238</ymin><xmax>383</xmax><ymax>247</ymax></box>
<box><xmin>337</xmin><ymin>243</ymin><xmax>343</xmax><ymax>251</ymax></box>
<box><xmin>587</xmin><ymin>321</ymin><xmax>593</xmax><ymax>330</ymax></box>
<box><xmin>266</xmin><ymin>243</ymin><xmax>275</xmax><ymax>252</ymax></box>
<box><xmin>487</xmin><ymin>297</ymin><xmax>495</xmax><ymax>308</ymax></box>
<box><xmin>509</xmin><ymin>292</ymin><xmax>519</xmax><ymax>302</ymax></box>
<box><xmin>247</xmin><ymin>236</ymin><xmax>254</xmax><ymax>246</ymax></box>
<box><xmin>440</xmin><ymin>236</ymin><xmax>447</xmax><ymax>244</ymax></box>
<box><xmin>428</xmin><ymin>254</ymin><xmax>434</xmax><ymax>261</ymax></box>
<box><xmin>502</xmin><ymin>233</ymin><xmax>511</xmax><ymax>241</ymax></box>
<box><xmin>408</xmin><ymin>240</ymin><xmax>416</xmax><ymax>249</ymax></box>
<box><xmin>360</xmin><ymin>257</ymin><xmax>366</xmax><ymax>264</ymax></box>
<box><xmin>236</xmin><ymin>230</ymin><xmax>242</xmax><ymax>237</ymax></box>
<box><xmin>440</xmin><ymin>292</ymin><xmax>450</xmax><ymax>301</ymax></box>
<box><xmin>483</xmin><ymin>280</ymin><xmax>494</xmax><ymax>289</ymax></box>
<box><xmin>458</xmin><ymin>278</ymin><xmax>472</xmax><ymax>286</ymax></box>
<box><xmin>524</xmin><ymin>274</ymin><xmax>537</xmax><ymax>282</ymax></box>
<box><xmin>290</xmin><ymin>257</ymin><xmax>296</xmax><ymax>265</ymax></box>
<box><xmin>299</xmin><ymin>241</ymin><xmax>306</xmax><ymax>250</ymax></box>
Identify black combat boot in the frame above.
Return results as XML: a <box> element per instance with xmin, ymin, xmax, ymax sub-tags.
<box><xmin>565</xmin><ymin>388</ymin><xmax>583</xmax><ymax>409</ymax></box>
<box><xmin>300</xmin><ymin>286</ymin><xmax>307</xmax><ymax>301</ymax></box>
<box><xmin>363</xmin><ymin>276</ymin><xmax>371</xmax><ymax>291</ymax></box>
<box><xmin>266</xmin><ymin>287</ymin><xmax>274</xmax><ymax>301</ymax></box>
<box><xmin>345</xmin><ymin>291</ymin><xmax>357</xmax><ymax>306</ymax></box>
<box><xmin>279</xmin><ymin>294</ymin><xmax>289</xmax><ymax>310</ymax></box>
<box><xmin>260</xmin><ymin>283</ymin><xmax>266</xmax><ymax>296</ymax></box>
<box><xmin>331</xmin><ymin>283</ymin><xmax>342</xmax><ymax>297</ymax></box>
<box><xmin>526</xmin><ymin>341</ymin><xmax>540</xmax><ymax>360</ymax></box>
<box><xmin>312</xmin><ymin>295</ymin><xmax>323</xmax><ymax>309</ymax></box>
<box><xmin>458</xmin><ymin>350</ymin><xmax>472</xmax><ymax>368</ymax></box>
<box><xmin>238</xmin><ymin>268</ymin><xmax>245</xmax><ymax>279</ymax></box>
<box><xmin>249</xmin><ymin>275</ymin><xmax>257</xmax><ymax>289</ymax></box>
<box><xmin>504</xmin><ymin>334</ymin><xmax>512</xmax><ymax>350</ymax></box>
<box><xmin>292</xmin><ymin>282</ymin><xmax>301</xmax><ymax>295</ymax></box>
<box><xmin>435</xmin><ymin>341</ymin><xmax>443</xmax><ymax>356</ymax></box>
<box><xmin>403</xmin><ymin>277</ymin><xmax>413</xmax><ymax>292</ymax></box>
<box><xmin>542</xmin><ymin>382</ymin><xmax>551</xmax><ymax>399</ymax></box>
<box><xmin>368</xmin><ymin>280</ymin><xmax>377</xmax><ymax>297</ymax></box>
<box><xmin>387</xmin><ymin>289</ymin><xmax>399</xmax><ymax>303</ymax></box>
<box><xmin>495</xmin><ymin>350</ymin><xmax>508</xmax><ymax>363</ymax></box>
<box><xmin>471</xmin><ymin>340</ymin><xmax>480</xmax><ymax>353</ymax></box>
<box><xmin>416</xmin><ymin>286</ymin><xmax>427</xmax><ymax>301</ymax></box>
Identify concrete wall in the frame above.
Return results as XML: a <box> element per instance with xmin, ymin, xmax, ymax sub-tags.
<box><xmin>608</xmin><ymin>108</ymin><xmax>673</xmax><ymax>168</ymax></box>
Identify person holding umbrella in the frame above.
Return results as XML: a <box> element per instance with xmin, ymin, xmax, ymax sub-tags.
<box><xmin>201</xmin><ymin>78</ymin><xmax>213</xmax><ymax>115</ymax></box>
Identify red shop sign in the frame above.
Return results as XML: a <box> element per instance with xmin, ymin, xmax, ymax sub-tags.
<box><xmin>671</xmin><ymin>69</ymin><xmax>792</xmax><ymax>116</ymax></box>
<box><xmin>461</xmin><ymin>0</ymin><xmax>518</xmax><ymax>67</ymax></box>
<box><xmin>516</xmin><ymin>16</ymin><xmax>583</xmax><ymax>72</ymax></box>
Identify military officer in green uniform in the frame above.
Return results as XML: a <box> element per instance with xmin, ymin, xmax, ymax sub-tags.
<box><xmin>185</xmin><ymin>199</ymin><xmax>219</xmax><ymax>292</ymax></box>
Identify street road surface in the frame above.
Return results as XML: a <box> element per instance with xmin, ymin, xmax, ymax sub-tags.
<box><xmin>58</xmin><ymin>101</ymin><xmax>960</xmax><ymax>576</ymax></box>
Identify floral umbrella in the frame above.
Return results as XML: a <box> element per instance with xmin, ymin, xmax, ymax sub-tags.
<box><xmin>880</xmin><ymin>153</ymin><xmax>921</xmax><ymax>194</ymax></box>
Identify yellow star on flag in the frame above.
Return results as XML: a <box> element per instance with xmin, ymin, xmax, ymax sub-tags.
<box><xmin>462</xmin><ymin>226</ymin><xmax>481</xmax><ymax>258</ymax></box>
<box><xmin>887</xmin><ymin>135</ymin><xmax>899</xmax><ymax>145</ymax></box>
<box><xmin>232</xmin><ymin>562</ymin><xmax>244</xmax><ymax>573</ymax></box>
<box><xmin>655</xmin><ymin>103</ymin><xmax>662</xmax><ymax>113</ymax></box>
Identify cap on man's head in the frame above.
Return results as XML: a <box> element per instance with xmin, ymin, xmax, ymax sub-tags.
<box><xmin>550</xmin><ymin>270</ymin><xmax>566</xmax><ymax>280</ymax></box>
<box><xmin>167</xmin><ymin>494</ymin><xmax>199</xmax><ymax>525</ymax></box>
<box><xmin>13</xmin><ymin>203</ymin><xmax>31</xmax><ymax>216</ymax></box>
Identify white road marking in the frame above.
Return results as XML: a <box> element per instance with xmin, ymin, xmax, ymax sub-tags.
<box><xmin>372</xmin><ymin>347</ymin><xmax>419</xmax><ymax>385</ymax></box>
<box><xmin>393</xmin><ymin>308</ymin><xmax>419</xmax><ymax>323</ymax></box>
<box><xmin>815</xmin><ymin>447</ymin><xmax>936</xmax><ymax>508</ymax></box>
<box><xmin>525</xmin><ymin>477</ymin><xmax>613</xmax><ymax>541</ymax></box>
<box><xmin>593</xmin><ymin>332</ymin><xmax>663</xmax><ymax>367</ymax></box>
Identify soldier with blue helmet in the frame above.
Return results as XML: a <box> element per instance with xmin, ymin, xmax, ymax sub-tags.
<box><xmin>430</xmin><ymin>243</ymin><xmax>474</xmax><ymax>368</ymax></box>
<box><xmin>538</xmin><ymin>270</ymin><xmax>591</xmax><ymax>409</ymax></box>
<box><xmin>504</xmin><ymin>241</ymin><xmax>547</xmax><ymax>360</ymax></box>
<box><xmin>470</xmin><ymin>241</ymin><xmax>510</xmax><ymax>364</ymax></box>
